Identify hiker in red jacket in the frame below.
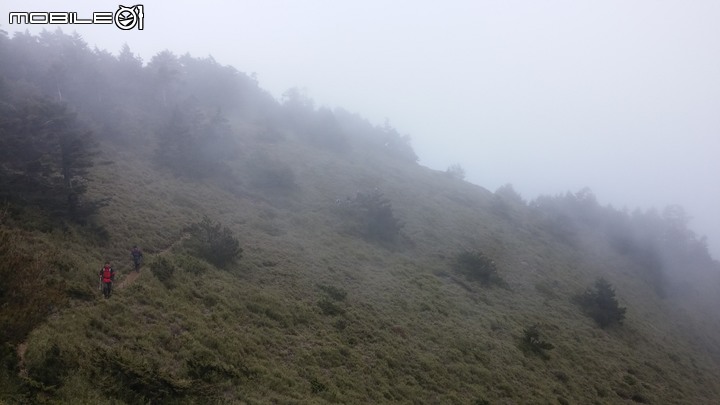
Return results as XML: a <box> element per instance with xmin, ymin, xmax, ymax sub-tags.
<box><xmin>99</xmin><ymin>261</ymin><xmax>116</xmax><ymax>299</ymax></box>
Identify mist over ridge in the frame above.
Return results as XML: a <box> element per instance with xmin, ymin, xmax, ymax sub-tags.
<box><xmin>2</xmin><ymin>3</ymin><xmax>720</xmax><ymax>403</ymax></box>
<box><xmin>2</xmin><ymin>0</ymin><xmax>718</xmax><ymax>257</ymax></box>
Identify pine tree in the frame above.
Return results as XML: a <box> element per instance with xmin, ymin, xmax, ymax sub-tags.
<box><xmin>0</xmin><ymin>96</ymin><xmax>98</xmax><ymax>221</ymax></box>
<box><xmin>575</xmin><ymin>277</ymin><xmax>627</xmax><ymax>328</ymax></box>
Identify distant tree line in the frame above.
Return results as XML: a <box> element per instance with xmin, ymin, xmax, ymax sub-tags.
<box><xmin>0</xmin><ymin>84</ymin><xmax>104</xmax><ymax>223</ymax></box>
<box><xmin>0</xmin><ymin>28</ymin><xmax>419</xmax><ymax>202</ymax></box>
<box><xmin>530</xmin><ymin>188</ymin><xmax>718</xmax><ymax>295</ymax></box>
<box><xmin>0</xmin><ymin>28</ymin><xmax>419</xmax><ymax>158</ymax></box>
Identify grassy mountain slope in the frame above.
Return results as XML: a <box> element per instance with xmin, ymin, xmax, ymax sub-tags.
<box><xmin>5</xmin><ymin>128</ymin><xmax>720</xmax><ymax>404</ymax></box>
<box><xmin>1</xmin><ymin>31</ymin><xmax>720</xmax><ymax>404</ymax></box>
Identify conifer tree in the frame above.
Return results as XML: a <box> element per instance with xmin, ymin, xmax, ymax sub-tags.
<box><xmin>0</xmin><ymin>96</ymin><xmax>97</xmax><ymax>221</ymax></box>
<box><xmin>575</xmin><ymin>277</ymin><xmax>627</xmax><ymax>328</ymax></box>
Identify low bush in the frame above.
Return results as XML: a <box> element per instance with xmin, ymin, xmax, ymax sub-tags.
<box><xmin>453</xmin><ymin>250</ymin><xmax>504</xmax><ymax>286</ymax></box>
<box><xmin>174</xmin><ymin>254</ymin><xmax>211</xmax><ymax>275</ymax></box>
<box><xmin>317</xmin><ymin>284</ymin><xmax>347</xmax><ymax>301</ymax></box>
<box><xmin>309</xmin><ymin>377</ymin><xmax>328</xmax><ymax>393</ymax></box>
<box><xmin>317</xmin><ymin>298</ymin><xmax>344</xmax><ymax>316</ymax></box>
<box><xmin>445</xmin><ymin>164</ymin><xmax>466</xmax><ymax>180</ymax></box>
<box><xmin>335</xmin><ymin>189</ymin><xmax>404</xmax><ymax>244</ymax></box>
<box><xmin>574</xmin><ymin>277</ymin><xmax>627</xmax><ymax>328</ymax></box>
<box><xmin>27</xmin><ymin>343</ymin><xmax>72</xmax><ymax>387</ymax></box>
<box><xmin>184</xmin><ymin>216</ymin><xmax>242</xmax><ymax>268</ymax></box>
<box><xmin>99</xmin><ymin>348</ymin><xmax>191</xmax><ymax>403</ymax></box>
<box><xmin>150</xmin><ymin>256</ymin><xmax>176</xmax><ymax>289</ymax></box>
<box><xmin>355</xmin><ymin>190</ymin><xmax>403</xmax><ymax>243</ymax></box>
<box><xmin>518</xmin><ymin>324</ymin><xmax>554</xmax><ymax>360</ymax></box>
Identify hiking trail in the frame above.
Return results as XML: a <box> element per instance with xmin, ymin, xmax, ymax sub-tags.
<box><xmin>16</xmin><ymin>233</ymin><xmax>188</xmax><ymax>378</ymax></box>
<box><xmin>117</xmin><ymin>233</ymin><xmax>187</xmax><ymax>289</ymax></box>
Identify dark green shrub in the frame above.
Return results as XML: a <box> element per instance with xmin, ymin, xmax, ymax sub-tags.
<box><xmin>184</xmin><ymin>216</ymin><xmax>242</xmax><ymax>268</ymax></box>
<box><xmin>553</xmin><ymin>370</ymin><xmax>569</xmax><ymax>383</ymax></box>
<box><xmin>65</xmin><ymin>282</ymin><xmax>95</xmax><ymax>301</ymax></box>
<box><xmin>355</xmin><ymin>190</ymin><xmax>403</xmax><ymax>243</ymax></box>
<box><xmin>1</xmin><ymin>342</ymin><xmax>17</xmax><ymax>373</ymax></box>
<box><xmin>317</xmin><ymin>284</ymin><xmax>347</xmax><ymax>301</ymax></box>
<box><xmin>317</xmin><ymin>298</ymin><xmax>344</xmax><ymax>316</ymax></box>
<box><xmin>174</xmin><ymin>254</ymin><xmax>210</xmax><ymax>275</ymax></box>
<box><xmin>631</xmin><ymin>393</ymin><xmax>649</xmax><ymax>403</ymax></box>
<box><xmin>623</xmin><ymin>374</ymin><xmax>637</xmax><ymax>386</ymax></box>
<box><xmin>186</xmin><ymin>355</ymin><xmax>253</xmax><ymax>384</ymax></box>
<box><xmin>454</xmin><ymin>251</ymin><xmax>503</xmax><ymax>286</ymax></box>
<box><xmin>519</xmin><ymin>324</ymin><xmax>555</xmax><ymax>360</ymax></box>
<box><xmin>27</xmin><ymin>343</ymin><xmax>73</xmax><ymax>387</ymax></box>
<box><xmin>99</xmin><ymin>348</ymin><xmax>191</xmax><ymax>403</ymax></box>
<box><xmin>574</xmin><ymin>277</ymin><xmax>627</xmax><ymax>328</ymax></box>
<box><xmin>309</xmin><ymin>377</ymin><xmax>327</xmax><ymax>393</ymax></box>
<box><xmin>151</xmin><ymin>256</ymin><xmax>176</xmax><ymax>289</ymax></box>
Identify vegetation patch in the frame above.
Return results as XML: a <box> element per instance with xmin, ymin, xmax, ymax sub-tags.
<box><xmin>445</xmin><ymin>164</ymin><xmax>466</xmax><ymax>180</ymax></box>
<box><xmin>27</xmin><ymin>343</ymin><xmax>72</xmax><ymax>388</ymax></box>
<box><xmin>317</xmin><ymin>284</ymin><xmax>347</xmax><ymax>301</ymax></box>
<box><xmin>574</xmin><ymin>278</ymin><xmax>627</xmax><ymax>328</ymax></box>
<box><xmin>518</xmin><ymin>324</ymin><xmax>555</xmax><ymax>360</ymax></box>
<box><xmin>150</xmin><ymin>256</ymin><xmax>176</xmax><ymax>289</ymax></box>
<box><xmin>453</xmin><ymin>250</ymin><xmax>504</xmax><ymax>286</ymax></box>
<box><xmin>0</xmin><ymin>228</ymin><xmax>67</xmax><ymax>345</ymax></box>
<box><xmin>183</xmin><ymin>216</ymin><xmax>243</xmax><ymax>268</ymax></box>
<box><xmin>317</xmin><ymin>298</ymin><xmax>345</xmax><ymax>316</ymax></box>
<box><xmin>309</xmin><ymin>377</ymin><xmax>328</xmax><ymax>393</ymax></box>
<box><xmin>0</xmin><ymin>97</ymin><xmax>108</xmax><ymax>224</ymax></box>
<box><xmin>342</xmin><ymin>189</ymin><xmax>404</xmax><ymax>244</ymax></box>
<box><xmin>98</xmin><ymin>348</ymin><xmax>192</xmax><ymax>403</ymax></box>
<box><xmin>174</xmin><ymin>253</ymin><xmax>211</xmax><ymax>275</ymax></box>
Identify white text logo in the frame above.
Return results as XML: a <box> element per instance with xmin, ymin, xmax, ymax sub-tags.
<box><xmin>8</xmin><ymin>5</ymin><xmax>144</xmax><ymax>30</ymax></box>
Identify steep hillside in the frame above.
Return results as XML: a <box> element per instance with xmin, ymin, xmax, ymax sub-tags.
<box><xmin>1</xmin><ymin>30</ymin><xmax>720</xmax><ymax>404</ymax></box>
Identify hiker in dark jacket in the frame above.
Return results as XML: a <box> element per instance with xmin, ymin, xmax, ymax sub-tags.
<box><xmin>99</xmin><ymin>261</ymin><xmax>116</xmax><ymax>299</ymax></box>
<box><xmin>130</xmin><ymin>245</ymin><xmax>143</xmax><ymax>271</ymax></box>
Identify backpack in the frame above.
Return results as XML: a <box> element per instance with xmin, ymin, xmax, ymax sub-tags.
<box><xmin>102</xmin><ymin>266</ymin><xmax>113</xmax><ymax>282</ymax></box>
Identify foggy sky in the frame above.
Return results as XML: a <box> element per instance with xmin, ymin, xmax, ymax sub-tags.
<box><xmin>3</xmin><ymin>1</ymin><xmax>719</xmax><ymax>258</ymax></box>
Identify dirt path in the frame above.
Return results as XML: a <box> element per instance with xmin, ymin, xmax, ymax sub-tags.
<box><xmin>15</xmin><ymin>234</ymin><xmax>188</xmax><ymax>377</ymax></box>
<box><xmin>117</xmin><ymin>233</ymin><xmax>187</xmax><ymax>290</ymax></box>
<box><xmin>15</xmin><ymin>270</ymin><xmax>140</xmax><ymax>378</ymax></box>
<box><xmin>16</xmin><ymin>342</ymin><xmax>28</xmax><ymax>378</ymax></box>
<box><xmin>118</xmin><ymin>269</ymin><xmax>141</xmax><ymax>289</ymax></box>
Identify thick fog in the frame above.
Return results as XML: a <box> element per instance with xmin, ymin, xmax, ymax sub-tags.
<box><xmin>3</xmin><ymin>0</ymin><xmax>719</xmax><ymax>257</ymax></box>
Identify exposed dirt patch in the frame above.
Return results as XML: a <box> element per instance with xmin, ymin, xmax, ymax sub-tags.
<box><xmin>118</xmin><ymin>270</ymin><xmax>141</xmax><ymax>289</ymax></box>
<box><xmin>17</xmin><ymin>342</ymin><xmax>28</xmax><ymax>378</ymax></box>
